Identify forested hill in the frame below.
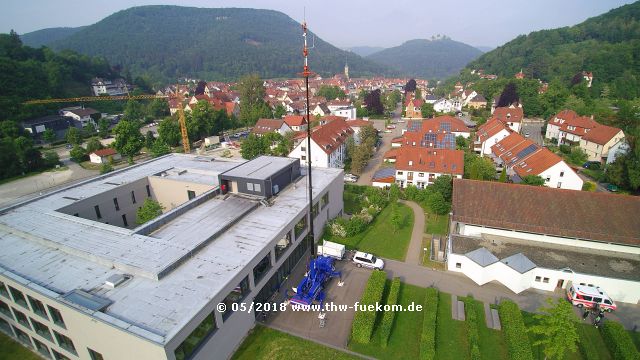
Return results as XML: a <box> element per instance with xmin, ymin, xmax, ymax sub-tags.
<box><xmin>466</xmin><ymin>1</ymin><xmax>640</xmax><ymax>92</ymax></box>
<box><xmin>366</xmin><ymin>38</ymin><xmax>483</xmax><ymax>79</ymax></box>
<box><xmin>20</xmin><ymin>27</ymin><xmax>86</xmax><ymax>48</ymax></box>
<box><xmin>47</xmin><ymin>6</ymin><xmax>393</xmax><ymax>85</ymax></box>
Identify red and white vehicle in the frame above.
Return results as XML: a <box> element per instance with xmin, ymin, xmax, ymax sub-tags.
<box><xmin>566</xmin><ymin>284</ymin><xmax>617</xmax><ymax>312</ymax></box>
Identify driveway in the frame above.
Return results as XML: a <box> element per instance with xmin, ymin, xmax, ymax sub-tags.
<box><xmin>399</xmin><ymin>200</ymin><xmax>425</xmax><ymax>265</ymax></box>
<box><xmin>521</xmin><ymin>118</ymin><xmax>544</xmax><ymax>146</ymax></box>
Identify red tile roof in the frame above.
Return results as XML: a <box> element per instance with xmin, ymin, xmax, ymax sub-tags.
<box><xmin>93</xmin><ymin>148</ymin><xmax>117</xmax><ymax>157</ymax></box>
<box><xmin>422</xmin><ymin>115</ymin><xmax>469</xmax><ymax>133</ymax></box>
<box><xmin>452</xmin><ymin>178</ymin><xmax>640</xmax><ymax>246</ymax></box>
<box><xmin>550</xmin><ymin>110</ymin><xmax>598</xmax><ymax>136</ymax></box>
<box><xmin>345</xmin><ymin>119</ymin><xmax>372</xmax><ymax>127</ymax></box>
<box><xmin>581</xmin><ymin>124</ymin><xmax>623</xmax><ymax>145</ymax></box>
<box><xmin>252</xmin><ymin>119</ymin><xmax>286</xmax><ymax>135</ymax></box>
<box><xmin>511</xmin><ymin>148</ymin><xmax>563</xmax><ymax>178</ymax></box>
<box><xmin>307</xmin><ymin>118</ymin><xmax>354</xmax><ymax>154</ymax></box>
<box><xmin>283</xmin><ymin>115</ymin><xmax>307</xmax><ymax>127</ymax></box>
<box><xmin>476</xmin><ymin>118</ymin><xmax>509</xmax><ymax>142</ymax></box>
<box><xmin>394</xmin><ymin>147</ymin><xmax>464</xmax><ymax>176</ymax></box>
<box><xmin>492</xmin><ymin>107</ymin><xmax>523</xmax><ymax>124</ymax></box>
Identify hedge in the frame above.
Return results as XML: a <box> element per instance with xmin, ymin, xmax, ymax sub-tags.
<box><xmin>498</xmin><ymin>300</ymin><xmax>534</xmax><ymax>360</ymax></box>
<box><xmin>600</xmin><ymin>321</ymin><xmax>640</xmax><ymax>360</ymax></box>
<box><xmin>350</xmin><ymin>270</ymin><xmax>387</xmax><ymax>343</ymax></box>
<box><xmin>379</xmin><ymin>277</ymin><xmax>401</xmax><ymax>347</ymax></box>
<box><xmin>419</xmin><ymin>287</ymin><xmax>439</xmax><ymax>360</ymax></box>
<box><xmin>465</xmin><ymin>299</ymin><xmax>481</xmax><ymax>360</ymax></box>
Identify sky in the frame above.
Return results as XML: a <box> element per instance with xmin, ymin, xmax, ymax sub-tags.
<box><xmin>2</xmin><ymin>0</ymin><xmax>636</xmax><ymax>48</ymax></box>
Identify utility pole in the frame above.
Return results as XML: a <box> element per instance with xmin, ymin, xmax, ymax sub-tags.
<box><xmin>302</xmin><ymin>20</ymin><xmax>315</xmax><ymax>260</ymax></box>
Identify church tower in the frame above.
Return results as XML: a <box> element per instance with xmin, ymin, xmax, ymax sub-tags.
<box><xmin>344</xmin><ymin>59</ymin><xmax>349</xmax><ymax>80</ymax></box>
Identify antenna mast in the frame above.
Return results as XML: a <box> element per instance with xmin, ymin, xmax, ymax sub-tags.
<box><xmin>302</xmin><ymin>18</ymin><xmax>315</xmax><ymax>260</ymax></box>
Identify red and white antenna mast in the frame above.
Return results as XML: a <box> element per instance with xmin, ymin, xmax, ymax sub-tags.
<box><xmin>302</xmin><ymin>16</ymin><xmax>315</xmax><ymax>259</ymax></box>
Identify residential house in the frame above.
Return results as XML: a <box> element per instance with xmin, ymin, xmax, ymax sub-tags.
<box><xmin>91</xmin><ymin>77</ymin><xmax>131</xmax><ymax>96</ymax></box>
<box><xmin>289</xmin><ymin>118</ymin><xmax>354</xmax><ymax>168</ymax></box>
<box><xmin>491</xmin><ymin>132</ymin><xmax>582</xmax><ymax>191</ymax></box>
<box><xmin>283</xmin><ymin>115</ymin><xmax>308</xmax><ymax>132</ymax></box>
<box><xmin>22</xmin><ymin>115</ymin><xmax>79</xmax><ymax>142</ymax></box>
<box><xmin>607</xmin><ymin>140</ymin><xmax>630</xmax><ymax>165</ymax></box>
<box><xmin>404</xmin><ymin>98</ymin><xmax>424</xmax><ymax>118</ymax></box>
<box><xmin>424</xmin><ymin>94</ymin><xmax>438</xmax><ymax>104</ymax></box>
<box><xmin>492</xmin><ymin>107</ymin><xmax>524</xmax><ymax>133</ymax></box>
<box><xmin>433</xmin><ymin>98</ymin><xmax>462</xmax><ymax>113</ymax></box>
<box><xmin>331</xmin><ymin>106</ymin><xmax>356</xmax><ymax>120</ymax></box>
<box><xmin>59</xmin><ymin>107</ymin><xmax>100</xmax><ymax>128</ymax></box>
<box><xmin>371</xmin><ymin>168</ymin><xmax>396</xmax><ymax>188</ymax></box>
<box><xmin>251</xmin><ymin>119</ymin><xmax>292</xmax><ymax>137</ymax></box>
<box><xmin>474</xmin><ymin>118</ymin><xmax>511</xmax><ymax>155</ymax></box>
<box><xmin>89</xmin><ymin>148</ymin><xmax>121</xmax><ymax>164</ymax></box>
<box><xmin>389</xmin><ymin>147</ymin><xmax>464</xmax><ymax>189</ymax></box>
<box><xmin>466</xmin><ymin>94</ymin><xmax>487</xmax><ymax>109</ymax></box>
<box><xmin>311</xmin><ymin>103</ymin><xmax>331</xmax><ymax>117</ymax></box>
<box><xmin>326</xmin><ymin>99</ymin><xmax>352</xmax><ymax>112</ymax></box>
<box><xmin>579</xmin><ymin>124</ymin><xmax>625</xmax><ymax>163</ymax></box>
<box><xmin>345</xmin><ymin>119</ymin><xmax>374</xmax><ymax>145</ymax></box>
<box><xmin>545</xmin><ymin>110</ymin><xmax>597</xmax><ymax>145</ymax></box>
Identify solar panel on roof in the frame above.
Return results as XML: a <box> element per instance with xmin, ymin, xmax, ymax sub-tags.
<box><xmin>440</xmin><ymin>122</ymin><xmax>451</xmax><ymax>132</ymax></box>
<box><xmin>515</xmin><ymin>144</ymin><xmax>538</xmax><ymax>160</ymax></box>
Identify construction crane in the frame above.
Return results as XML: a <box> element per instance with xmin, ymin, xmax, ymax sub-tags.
<box><xmin>24</xmin><ymin>93</ymin><xmax>191</xmax><ymax>153</ymax></box>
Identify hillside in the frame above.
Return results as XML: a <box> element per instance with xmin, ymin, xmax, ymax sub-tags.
<box><xmin>366</xmin><ymin>38</ymin><xmax>483</xmax><ymax>79</ymax></box>
<box><xmin>346</xmin><ymin>46</ymin><xmax>385</xmax><ymax>57</ymax></box>
<box><xmin>20</xmin><ymin>27</ymin><xmax>85</xmax><ymax>47</ymax></box>
<box><xmin>466</xmin><ymin>1</ymin><xmax>640</xmax><ymax>94</ymax></box>
<box><xmin>48</xmin><ymin>6</ymin><xmax>393</xmax><ymax>85</ymax></box>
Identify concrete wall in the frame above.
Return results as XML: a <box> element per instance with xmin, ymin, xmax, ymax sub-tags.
<box><xmin>0</xmin><ymin>273</ymin><xmax>167</xmax><ymax>360</ymax></box>
<box><xmin>147</xmin><ymin>177</ymin><xmax>214</xmax><ymax>211</ymax></box>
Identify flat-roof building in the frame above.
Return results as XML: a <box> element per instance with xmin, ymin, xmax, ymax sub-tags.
<box><xmin>0</xmin><ymin>154</ymin><xmax>344</xmax><ymax>360</ymax></box>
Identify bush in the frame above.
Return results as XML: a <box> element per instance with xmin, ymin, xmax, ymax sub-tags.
<box><xmin>465</xmin><ymin>299</ymin><xmax>481</xmax><ymax>360</ymax></box>
<box><xmin>600</xmin><ymin>320</ymin><xmax>640</xmax><ymax>360</ymax></box>
<box><xmin>419</xmin><ymin>287</ymin><xmax>439</xmax><ymax>360</ymax></box>
<box><xmin>69</xmin><ymin>145</ymin><xmax>88</xmax><ymax>163</ymax></box>
<box><xmin>351</xmin><ymin>270</ymin><xmax>387</xmax><ymax>343</ymax></box>
<box><xmin>582</xmin><ymin>182</ymin><xmax>596</xmax><ymax>191</ymax></box>
<box><xmin>499</xmin><ymin>300</ymin><xmax>534</xmax><ymax>360</ymax></box>
<box><xmin>345</xmin><ymin>216</ymin><xmax>367</xmax><ymax>237</ymax></box>
<box><xmin>379</xmin><ymin>278</ymin><xmax>401</xmax><ymax>347</ymax></box>
<box><xmin>328</xmin><ymin>218</ymin><xmax>347</xmax><ymax>237</ymax></box>
<box><xmin>559</xmin><ymin>144</ymin><xmax>572</xmax><ymax>154</ymax></box>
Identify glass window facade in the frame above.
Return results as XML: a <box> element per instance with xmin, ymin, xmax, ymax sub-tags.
<box><xmin>274</xmin><ymin>231</ymin><xmax>292</xmax><ymax>260</ymax></box>
<box><xmin>0</xmin><ymin>300</ymin><xmax>12</xmax><ymax>318</ymax></box>
<box><xmin>174</xmin><ymin>313</ymin><xmax>217</xmax><ymax>360</ymax></box>
<box><xmin>294</xmin><ymin>215</ymin><xmax>307</xmax><ymax>240</ymax></box>
<box><xmin>33</xmin><ymin>338</ymin><xmax>52</xmax><ymax>359</ymax></box>
<box><xmin>52</xmin><ymin>350</ymin><xmax>71</xmax><ymax>360</ymax></box>
<box><xmin>321</xmin><ymin>192</ymin><xmax>329</xmax><ymax>209</ymax></box>
<box><xmin>12</xmin><ymin>308</ymin><xmax>30</xmax><ymax>329</ymax></box>
<box><xmin>253</xmin><ymin>254</ymin><xmax>272</xmax><ymax>285</ymax></box>
<box><xmin>221</xmin><ymin>276</ymin><xmax>249</xmax><ymax>320</ymax></box>
<box><xmin>8</xmin><ymin>286</ymin><xmax>28</xmax><ymax>308</ymax></box>
<box><xmin>0</xmin><ymin>282</ymin><xmax>9</xmax><ymax>298</ymax></box>
<box><xmin>28</xmin><ymin>296</ymin><xmax>48</xmax><ymax>319</ymax></box>
<box><xmin>0</xmin><ymin>317</ymin><xmax>12</xmax><ymax>334</ymax></box>
<box><xmin>54</xmin><ymin>331</ymin><xmax>76</xmax><ymax>355</ymax></box>
<box><xmin>47</xmin><ymin>306</ymin><xmax>65</xmax><ymax>328</ymax></box>
<box><xmin>12</xmin><ymin>325</ymin><xmax>32</xmax><ymax>348</ymax></box>
<box><xmin>31</xmin><ymin>317</ymin><xmax>53</xmax><ymax>342</ymax></box>
<box><xmin>88</xmin><ymin>348</ymin><xmax>105</xmax><ymax>360</ymax></box>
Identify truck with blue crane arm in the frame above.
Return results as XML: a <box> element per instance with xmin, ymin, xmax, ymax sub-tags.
<box><xmin>290</xmin><ymin>255</ymin><xmax>341</xmax><ymax>309</ymax></box>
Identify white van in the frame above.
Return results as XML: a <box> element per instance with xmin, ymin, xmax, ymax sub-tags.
<box><xmin>566</xmin><ymin>284</ymin><xmax>616</xmax><ymax>312</ymax></box>
<box><xmin>352</xmin><ymin>251</ymin><xmax>384</xmax><ymax>270</ymax></box>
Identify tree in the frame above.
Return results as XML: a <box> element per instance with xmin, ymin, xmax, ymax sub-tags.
<box><xmin>497</xmin><ymin>82</ymin><xmax>519</xmax><ymax>107</ymax></box>
<box><xmin>145</xmin><ymin>131</ymin><xmax>155</xmax><ymax>149</ymax></box>
<box><xmin>428</xmin><ymin>191</ymin><xmax>450</xmax><ymax>215</ymax></box>
<box><xmin>317</xmin><ymin>85</ymin><xmax>346</xmax><ymax>100</ymax></box>
<box><xmin>195</xmin><ymin>80</ymin><xmax>206</xmax><ymax>96</ymax></box>
<box><xmin>112</xmin><ymin>119</ymin><xmax>144</xmax><ymax>163</ymax></box>
<box><xmin>273</xmin><ymin>104</ymin><xmax>286</xmax><ymax>119</ymax></box>
<box><xmin>364</xmin><ymin>89</ymin><xmax>384</xmax><ymax>115</ymax></box>
<box><xmin>158</xmin><ymin>117</ymin><xmax>181</xmax><ymax>147</ymax></box>
<box><xmin>69</xmin><ymin>145</ymin><xmax>87</xmax><ymax>163</ymax></box>
<box><xmin>405</xmin><ymin>79</ymin><xmax>417</xmax><ymax>92</ymax></box>
<box><xmin>43</xmin><ymin>128</ymin><xmax>56</xmax><ymax>143</ymax></box>
<box><xmin>238</xmin><ymin>74</ymin><xmax>268</xmax><ymax>126</ymax></box>
<box><xmin>240</xmin><ymin>134</ymin><xmax>269</xmax><ymax>160</ymax></box>
<box><xmin>421</xmin><ymin>103</ymin><xmax>435</xmax><ymax>118</ymax></box>
<box><xmin>455</xmin><ymin>135</ymin><xmax>468</xmax><ymax>150</ymax></box>
<box><xmin>150</xmin><ymin>139</ymin><xmax>171</xmax><ymax>157</ymax></box>
<box><xmin>415</xmin><ymin>88</ymin><xmax>422</xmax><ymax>100</ymax></box>
<box><xmin>465</xmin><ymin>153</ymin><xmax>496</xmax><ymax>180</ymax></box>
<box><xmin>43</xmin><ymin>151</ymin><xmax>60</xmax><ymax>168</ymax></box>
<box><xmin>100</xmin><ymin>162</ymin><xmax>113</xmax><ymax>174</ymax></box>
<box><xmin>566</xmin><ymin>147</ymin><xmax>588</xmax><ymax>166</ymax></box>
<box><xmin>98</xmin><ymin>119</ymin><xmax>110</xmax><ymax>138</ymax></box>
<box><xmin>389</xmin><ymin>183</ymin><xmax>401</xmax><ymax>202</ymax></box>
<box><xmin>147</xmin><ymin>99</ymin><xmax>169</xmax><ymax>119</ymax></box>
<box><xmin>123</xmin><ymin>100</ymin><xmax>145</xmax><ymax>122</ymax></box>
<box><xmin>136</xmin><ymin>199</ymin><xmax>165</xmax><ymax>225</ymax></box>
<box><xmin>528</xmin><ymin>298</ymin><xmax>579</xmax><ymax>360</ymax></box>
<box><xmin>521</xmin><ymin>175</ymin><xmax>546</xmax><ymax>186</ymax></box>
<box><xmin>65</xmin><ymin>127</ymin><xmax>83</xmax><ymax>146</ymax></box>
<box><xmin>431</xmin><ymin>175</ymin><xmax>453</xmax><ymax>202</ymax></box>
<box><xmin>499</xmin><ymin>169</ymin><xmax>507</xmax><ymax>182</ymax></box>
<box><xmin>390</xmin><ymin>204</ymin><xmax>402</xmax><ymax>233</ymax></box>
<box><xmin>86</xmin><ymin>137</ymin><xmax>104</xmax><ymax>154</ymax></box>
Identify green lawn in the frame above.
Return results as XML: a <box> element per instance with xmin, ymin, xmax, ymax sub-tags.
<box><xmin>581</xmin><ymin>168</ymin><xmax>604</xmax><ymax>182</ymax></box>
<box><xmin>435</xmin><ymin>292</ymin><xmax>470</xmax><ymax>360</ymax></box>
<box><xmin>462</xmin><ymin>297</ymin><xmax>509</xmax><ymax>360</ymax></box>
<box><xmin>343</xmin><ymin>184</ymin><xmax>368</xmax><ymax>214</ymax></box>
<box><xmin>349</xmin><ymin>283</ymin><xmax>426</xmax><ymax>359</ymax></box>
<box><xmin>629</xmin><ymin>330</ymin><xmax>640</xmax><ymax>350</ymax></box>
<box><xmin>0</xmin><ymin>332</ymin><xmax>40</xmax><ymax>360</ymax></box>
<box><xmin>325</xmin><ymin>202</ymin><xmax>414</xmax><ymax>260</ymax></box>
<box><xmin>232</xmin><ymin>325</ymin><xmax>359</xmax><ymax>360</ymax></box>
<box><xmin>421</xmin><ymin>236</ymin><xmax>445</xmax><ymax>270</ymax></box>
<box><xmin>424</xmin><ymin>210</ymin><xmax>449</xmax><ymax>235</ymax></box>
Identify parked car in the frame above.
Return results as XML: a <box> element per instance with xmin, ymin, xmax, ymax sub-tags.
<box><xmin>567</xmin><ymin>284</ymin><xmax>616</xmax><ymax>312</ymax></box>
<box><xmin>386</xmin><ymin>124</ymin><xmax>396</xmax><ymax>129</ymax></box>
<box><xmin>582</xmin><ymin>161</ymin><xmax>601</xmax><ymax>169</ymax></box>
<box><xmin>606</xmin><ymin>184</ymin><xmax>618</xmax><ymax>192</ymax></box>
<box><xmin>524</xmin><ymin>132</ymin><xmax>530</xmax><ymax>138</ymax></box>
<box><xmin>352</xmin><ymin>251</ymin><xmax>384</xmax><ymax>270</ymax></box>
<box><xmin>344</xmin><ymin>173</ymin><xmax>358</xmax><ymax>183</ymax></box>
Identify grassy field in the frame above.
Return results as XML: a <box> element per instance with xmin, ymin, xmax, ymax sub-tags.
<box><xmin>424</xmin><ymin>210</ymin><xmax>449</xmax><ymax>235</ymax></box>
<box><xmin>0</xmin><ymin>332</ymin><xmax>40</xmax><ymax>360</ymax></box>
<box><xmin>349</xmin><ymin>283</ymin><xmax>426</xmax><ymax>359</ymax></box>
<box><xmin>325</xmin><ymin>203</ymin><xmax>414</xmax><ymax>261</ymax></box>
<box><xmin>232</xmin><ymin>325</ymin><xmax>359</xmax><ymax>360</ymax></box>
<box><xmin>435</xmin><ymin>292</ymin><xmax>470</xmax><ymax>360</ymax></box>
<box><xmin>462</xmin><ymin>297</ymin><xmax>509</xmax><ymax>360</ymax></box>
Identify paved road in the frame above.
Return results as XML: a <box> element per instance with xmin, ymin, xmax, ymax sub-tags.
<box><xmin>399</xmin><ymin>200</ymin><xmax>425</xmax><ymax>264</ymax></box>
<box><xmin>521</xmin><ymin>118</ymin><xmax>544</xmax><ymax>146</ymax></box>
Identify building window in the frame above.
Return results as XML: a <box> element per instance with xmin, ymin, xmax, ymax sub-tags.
<box><xmin>560</xmin><ymin>171</ymin><xmax>564</xmax><ymax>177</ymax></box>
<box><xmin>122</xmin><ymin>214</ymin><xmax>128</xmax><ymax>227</ymax></box>
<box><xmin>557</xmin><ymin>182</ymin><xmax>562</xmax><ymax>188</ymax></box>
<box><xmin>312</xmin><ymin>202</ymin><xmax>319</xmax><ymax>218</ymax></box>
<box><xmin>0</xmin><ymin>317</ymin><xmax>11</xmax><ymax>334</ymax></box>
<box><xmin>397</xmin><ymin>171</ymin><xmax>403</xmax><ymax>175</ymax></box>
<box><xmin>455</xmin><ymin>263</ymin><xmax>461</xmax><ymax>269</ymax></box>
<box><xmin>94</xmin><ymin>205</ymin><xmax>102</xmax><ymax>219</ymax></box>
<box><xmin>28</xmin><ymin>296</ymin><xmax>48</xmax><ymax>320</ymax></box>
<box><xmin>542</xmin><ymin>277</ymin><xmax>550</xmax><ymax>283</ymax></box>
<box><xmin>53</xmin><ymin>331</ymin><xmax>76</xmax><ymax>355</ymax></box>
<box><xmin>535</xmin><ymin>276</ymin><xmax>541</xmax><ymax>282</ymax></box>
<box><xmin>221</xmin><ymin>276</ymin><xmax>250</xmax><ymax>321</ymax></box>
<box><xmin>0</xmin><ymin>300</ymin><xmax>11</xmax><ymax>318</ymax></box>
<box><xmin>254</xmin><ymin>183</ymin><xmax>261</xmax><ymax>192</ymax></box>
<box><xmin>247</xmin><ymin>183</ymin><xmax>254</xmax><ymax>191</ymax></box>
<box><xmin>545</xmin><ymin>177</ymin><xmax>550</xmax><ymax>182</ymax></box>
<box><xmin>8</xmin><ymin>286</ymin><xmax>27</xmax><ymax>309</ymax></box>
<box><xmin>146</xmin><ymin>185</ymin><xmax>151</xmax><ymax>197</ymax></box>
<box><xmin>301</xmin><ymin>146</ymin><xmax>306</xmax><ymax>151</ymax></box>
<box><xmin>131</xmin><ymin>191</ymin><xmax>136</xmax><ymax>204</ymax></box>
<box><xmin>321</xmin><ymin>192</ymin><xmax>329</xmax><ymax>209</ymax></box>
<box><xmin>253</xmin><ymin>254</ymin><xmax>272</xmax><ymax>285</ymax></box>
<box><xmin>12</xmin><ymin>308</ymin><xmax>30</xmax><ymax>329</ymax></box>
<box><xmin>275</xmin><ymin>232</ymin><xmax>292</xmax><ymax>260</ymax></box>
<box><xmin>31</xmin><ymin>318</ymin><xmax>53</xmax><ymax>341</ymax></box>
<box><xmin>12</xmin><ymin>325</ymin><xmax>32</xmax><ymax>348</ymax></box>
<box><xmin>47</xmin><ymin>306</ymin><xmax>65</xmax><ymax>328</ymax></box>
<box><xmin>301</xmin><ymin>155</ymin><xmax>306</xmax><ymax>161</ymax></box>
<box><xmin>113</xmin><ymin>198</ymin><xmax>119</xmax><ymax>211</ymax></box>
<box><xmin>52</xmin><ymin>350</ymin><xmax>71</xmax><ymax>360</ymax></box>
<box><xmin>0</xmin><ymin>282</ymin><xmax>8</xmax><ymax>299</ymax></box>
<box><xmin>33</xmin><ymin>337</ymin><xmax>52</xmax><ymax>358</ymax></box>
<box><xmin>294</xmin><ymin>215</ymin><xmax>308</xmax><ymax>240</ymax></box>
<box><xmin>174</xmin><ymin>312</ymin><xmax>217</xmax><ymax>360</ymax></box>
<box><xmin>418</xmin><ymin>173</ymin><xmax>424</xmax><ymax>177</ymax></box>
<box><xmin>187</xmin><ymin>190</ymin><xmax>196</xmax><ymax>200</ymax></box>
<box><xmin>88</xmin><ymin>348</ymin><xmax>104</xmax><ymax>360</ymax></box>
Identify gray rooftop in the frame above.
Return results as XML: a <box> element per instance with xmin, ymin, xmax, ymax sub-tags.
<box><xmin>500</xmin><ymin>253</ymin><xmax>537</xmax><ymax>274</ymax></box>
<box><xmin>0</xmin><ymin>154</ymin><xmax>342</xmax><ymax>344</ymax></box>
<box><xmin>465</xmin><ymin>247</ymin><xmax>499</xmax><ymax>267</ymax></box>
<box><xmin>220</xmin><ymin>155</ymin><xmax>297</xmax><ymax>180</ymax></box>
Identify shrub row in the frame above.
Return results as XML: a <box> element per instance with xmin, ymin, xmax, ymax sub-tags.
<box><xmin>498</xmin><ymin>300</ymin><xmax>534</xmax><ymax>360</ymax></box>
<box><xmin>350</xmin><ymin>270</ymin><xmax>387</xmax><ymax>343</ymax></box>
<box><xmin>600</xmin><ymin>320</ymin><xmax>640</xmax><ymax>360</ymax></box>
<box><xmin>465</xmin><ymin>299</ymin><xmax>481</xmax><ymax>360</ymax></box>
<box><xmin>379</xmin><ymin>277</ymin><xmax>401</xmax><ymax>347</ymax></box>
<box><xmin>419</xmin><ymin>287</ymin><xmax>439</xmax><ymax>360</ymax></box>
